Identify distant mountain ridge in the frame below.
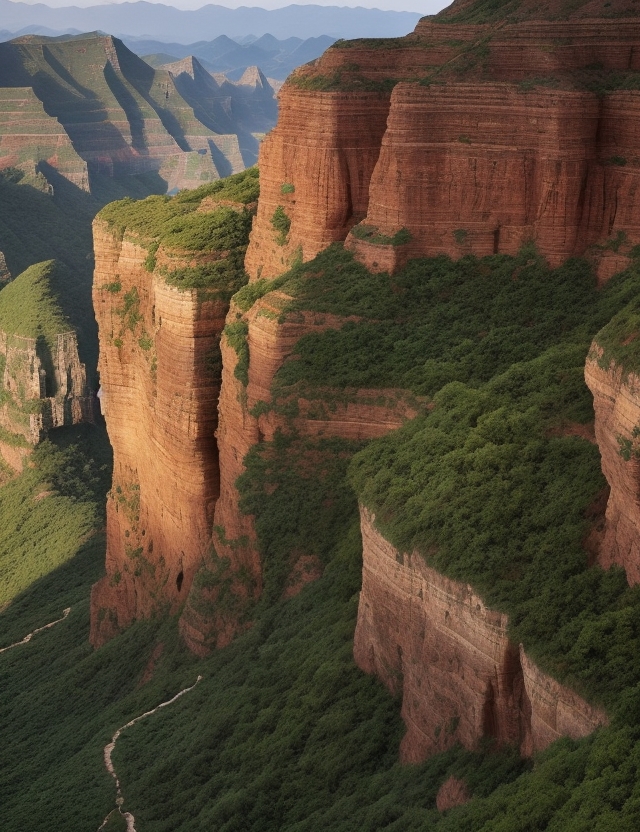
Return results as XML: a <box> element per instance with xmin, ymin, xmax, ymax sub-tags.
<box><xmin>0</xmin><ymin>2</ymin><xmax>422</xmax><ymax>42</ymax></box>
<box><xmin>127</xmin><ymin>33</ymin><xmax>337</xmax><ymax>80</ymax></box>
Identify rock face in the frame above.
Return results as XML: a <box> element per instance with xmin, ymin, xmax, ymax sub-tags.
<box><xmin>246</xmin><ymin>17</ymin><xmax>640</xmax><ymax>282</ymax></box>
<box><xmin>90</xmin><ymin>219</ymin><xmax>225</xmax><ymax>646</ymax></box>
<box><xmin>354</xmin><ymin>507</ymin><xmax>608</xmax><ymax>762</ymax></box>
<box><xmin>0</xmin><ymin>251</ymin><xmax>11</xmax><ymax>283</ymax></box>
<box><xmin>0</xmin><ymin>330</ymin><xmax>91</xmax><ymax>468</ymax></box>
<box><xmin>179</xmin><ymin>290</ymin><xmax>421</xmax><ymax>654</ymax></box>
<box><xmin>0</xmin><ymin>259</ymin><xmax>92</xmax><ymax>469</ymax></box>
<box><xmin>436</xmin><ymin>777</ymin><xmax>470</xmax><ymax>813</ymax></box>
<box><xmin>585</xmin><ymin>349</ymin><xmax>640</xmax><ymax>585</ymax></box>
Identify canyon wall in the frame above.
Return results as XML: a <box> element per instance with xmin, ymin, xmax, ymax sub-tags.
<box><xmin>354</xmin><ymin>507</ymin><xmax>608</xmax><ymax>761</ymax></box>
<box><xmin>179</xmin><ymin>289</ymin><xmax>421</xmax><ymax>654</ymax></box>
<box><xmin>585</xmin><ymin>348</ymin><xmax>640</xmax><ymax>585</ymax></box>
<box><xmin>90</xmin><ymin>219</ymin><xmax>224</xmax><ymax>646</ymax></box>
<box><xmin>89</xmin><ymin>11</ymin><xmax>637</xmax><ymax>768</ymax></box>
<box><xmin>246</xmin><ymin>19</ymin><xmax>640</xmax><ymax>281</ymax></box>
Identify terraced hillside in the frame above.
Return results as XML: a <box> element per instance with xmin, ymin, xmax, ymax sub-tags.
<box><xmin>0</xmin><ymin>32</ymin><xmax>269</xmax><ymax>194</ymax></box>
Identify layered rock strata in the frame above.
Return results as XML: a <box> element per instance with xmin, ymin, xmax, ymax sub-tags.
<box><xmin>585</xmin><ymin>349</ymin><xmax>640</xmax><ymax>585</ymax></box>
<box><xmin>90</xmin><ymin>219</ymin><xmax>224</xmax><ymax>646</ymax></box>
<box><xmin>180</xmin><ymin>290</ymin><xmax>421</xmax><ymax>654</ymax></box>
<box><xmin>247</xmin><ymin>18</ymin><xmax>640</xmax><ymax>281</ymax></box>
<box><xmin>354</xmin><ymin>507</ymin><xmax>608</xmax><ymax>762</ymax></box>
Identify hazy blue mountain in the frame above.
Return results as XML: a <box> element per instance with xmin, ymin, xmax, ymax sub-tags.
<box><xmin>129</xmin><ymin>32</ymin><xmax>336</xmax><ymax>79</ymax></box>
<box><xmin>0</xmin><ymin>1</ymin><xmax>422</xmax><ymax>42</ymax></box>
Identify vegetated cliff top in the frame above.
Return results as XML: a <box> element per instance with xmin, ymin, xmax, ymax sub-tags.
<box><xmin>98</xmin><ymin>166</ymin><xmax>259</xmax><ymax>249</ymax></box>
<box><xmin>436</xmin><ymin>0</ymin><xmax>640</xmax><ymax>23</ymax></box>
<box><xmin>0</xmin><ymin>260</ymin><xmax>72</xmax><ymax>348</ymax></box>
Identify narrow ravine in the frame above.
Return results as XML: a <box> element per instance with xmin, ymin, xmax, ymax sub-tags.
<box><xmin>98</xmin><ymin>675</ymin><xmax>203</xmax><ymax>832</ymax></box>
<box><xmin>0</xmin><ymin>607</ymin><xmax>71</xmax><ymax>654</ymax></box>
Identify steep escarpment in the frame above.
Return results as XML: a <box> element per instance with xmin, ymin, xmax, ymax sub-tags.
<box><xmin>181</xmin><ymin>270</ymin><xmax>421</xmax><ymax>654</ymax></box>
<box><xmin>354</xmin><ymin>506</ymin><xmax>607</xmax><ymax>762</ymax></box>
<box><xmin>585</xmin><ymin>299</ymin><xmax>640</xmax><ymax>585</ymax></box>
<box><xmin>90</xmin><ymin>169</ymin><xmax>258</xmax><ymax>646</ymax></box>
<box><xmin>246</xmin><ymin>16</ymin><xmax>640</xmax><ymax>281</ymax></box>
<box><xmin>89</xmin><ymin>7</ymin><xmax>640</xmax><ymax>794</ymax></box>
<box><xmin>0</xmin><ymin>260</ymin><xmax>92</xmax><ymax>469</ymax></box>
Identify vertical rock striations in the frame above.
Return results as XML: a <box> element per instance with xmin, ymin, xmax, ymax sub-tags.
<box><xmin>180</xmin><ymin>289</ymin><xmax>421</xmax><ymax>654</ymax></box>
<box><xmin>585</xmin><ymin>328</ymin><xmax>640</xmax><ymax>585</ymax></box>
<box><xmin>244</xmin><ymin>88</ymin><xmax>392</xmax><ymax>279</ymax></box>
<box><xmin>89</xmin><ymin>171</ymin><xmax>258</xmax><ymax>646</ymax></box>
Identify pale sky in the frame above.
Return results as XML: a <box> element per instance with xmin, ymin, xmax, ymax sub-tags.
<box><xmin>8</xmin><ymin>0</ymin><xmax>450</xmax><ymax>14</ymax></box>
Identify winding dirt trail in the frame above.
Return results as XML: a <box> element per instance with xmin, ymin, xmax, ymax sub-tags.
<box><xmin>0</xmin><ymin>607</ymin><xmax>71</xmax><ymax>653</ymax></box>
<box><xmin>98</xmin><ymin>675</ymin><xmax>203</xmax><ymax>832</ymax></box>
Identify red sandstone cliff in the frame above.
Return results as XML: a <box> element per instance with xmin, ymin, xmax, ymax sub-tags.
<box><xmin>89</xmin><ymin>9</ymin><xmax>636</xmax><ymax>770</ymax></box>
<box><xmin>179</xmin><ymin>289</ymin><xmax>421</xmax><ymax>654</ymax></box>
<box><xmin>90</xmin><ymin>220</ymin><xmax>223</xmax><ymax>646</ymax></box>
<box><xmin>354</xmin><ymin>506</ymin><xmax>608</xmax><ymax>762</ymax></box>
<box><xmin>246</xmin><ymin>18</ymin><xmax>640</xmax><ymax>282</ymax></box>
<box><xmin>585</xmin><ymin>348</ymin><xmax>640</xmax><ymax>585</ymax></box>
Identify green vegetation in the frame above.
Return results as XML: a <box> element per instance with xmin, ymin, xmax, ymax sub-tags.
<box><xmin>7</xmin><ymin>227</ymin><xmax>640</xmax><ymax>829</ymax></box>
<box><xmin>0</xmin><ymin>163</ymin><xmax>168</xmax><ymax>383</ymax></box>
<box><xmin>237</xmin><ymin>242</ymin><xmax>640</xmax><ymax>713</ymax></box>
<box><xmin>0</xmin><ymin>424</ymin><xmax>111</xmax><ymax>607</ymax></box>
<box><xmin>99</xmin><ymin>169</ymin><xmax>259</xmax><ymax>247</ymax></box>
<box><xmin>350</xmin><ymin>224</ymin><xmax>411</xmax><ymax>246</ymax></box>
<box><xmin>271</xmin><ymin>205</ymin><xmax>291</xmax><ymax>245</ymax></box>
<box><xmin>268</xmin><ymin>244</ymin><xmax>630</xmax><ymax>397</ymax></box>
<box><xmin>592</xmin><ymin>288</ymin><xmax>640</xmax><ymax>378</ymax></box>
<box><xmin>224</xmin><ymin>321</ymin><xmax>250</xmax><ymax>385</ymax></box>
<box><xmin>280</xmin><ymin>182</ymin><xmax>295</xmax><ymax>195</ymax></box>
<box><xmin>288</xmin><ymin>70</ymin><xmax>397</xmax><ymax>93</ymax></box>
<box><xmin>0</xmin><ymin>260</ymin><xmax>70</xmax><ymax>351</ymax></box>
<box><xmin>233</xmin><ymin>278</ymin><xmax>277</xmax><ymax>312</ymax></box>
<box><xmin>98</xmin><ymin>169</ymin><xmax>258</xmax><ymax>293</ymax></box>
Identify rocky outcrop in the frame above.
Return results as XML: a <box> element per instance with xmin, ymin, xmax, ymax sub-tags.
<box><xmin>354</xmin><ymin>507</ymin><xmax>608</xmax><ymax>762</ymax></box>
<box><xmin>244</xmin><ymin>89</ymin><xmax>392</xmax><ymax>279</ymax></box>
<box><xmin>90</xmin><ymin>220</ymin><xmax>225</xmax><ymax>646</ymax></box>
<box><xmin>246</xmin><ymin>18</ymin><xmax>640</xmax><ymax>283</ymax></box>
<box><xmin>0</xmin><ymin>251</ymin><xmax>11</xmax><ymax>283</ymax></box>
<box><xmin>436</xmin><ymin>777</ymin><xmax>470</xmax><ymax>813</ymax></box>
<box><xmin>585</xmin><ymin>348</ymin><xmax>640</xmax><ymax>585</ymax></box>
<box><xmin>0</xmin><ymin>330</ymin><xmax>91</xmax><ymax>445</ymax></box>
<box><xmin>0</xmin><ymin>259</ymin><xmax>92</xmax><ymax>470</ymax></box>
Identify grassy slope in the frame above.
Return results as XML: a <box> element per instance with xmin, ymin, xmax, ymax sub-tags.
<box><xmin>0</xmin><ymin>260</ymin><xmax>71</xmax><ymax>348</ymax></box>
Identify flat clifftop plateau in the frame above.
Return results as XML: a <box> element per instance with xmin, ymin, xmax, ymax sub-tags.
<box><xmin>354</xmin><ymin>506</ymin><xmax>608</xmax><ymax>762</ymax></box>
<box><xmin>0</xmin><ymin>33</ymin><xmax>261</xmax><ymax>194</ymax></box>
<box><xmin>246</xmin><ymin>17</ymin><xmax>640</xmax><ymax>282</ymax></box>
<box><xmin>89</xmin><ymin>170</ymin><xmax>258</xmax><ymax>647</ymax></box>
